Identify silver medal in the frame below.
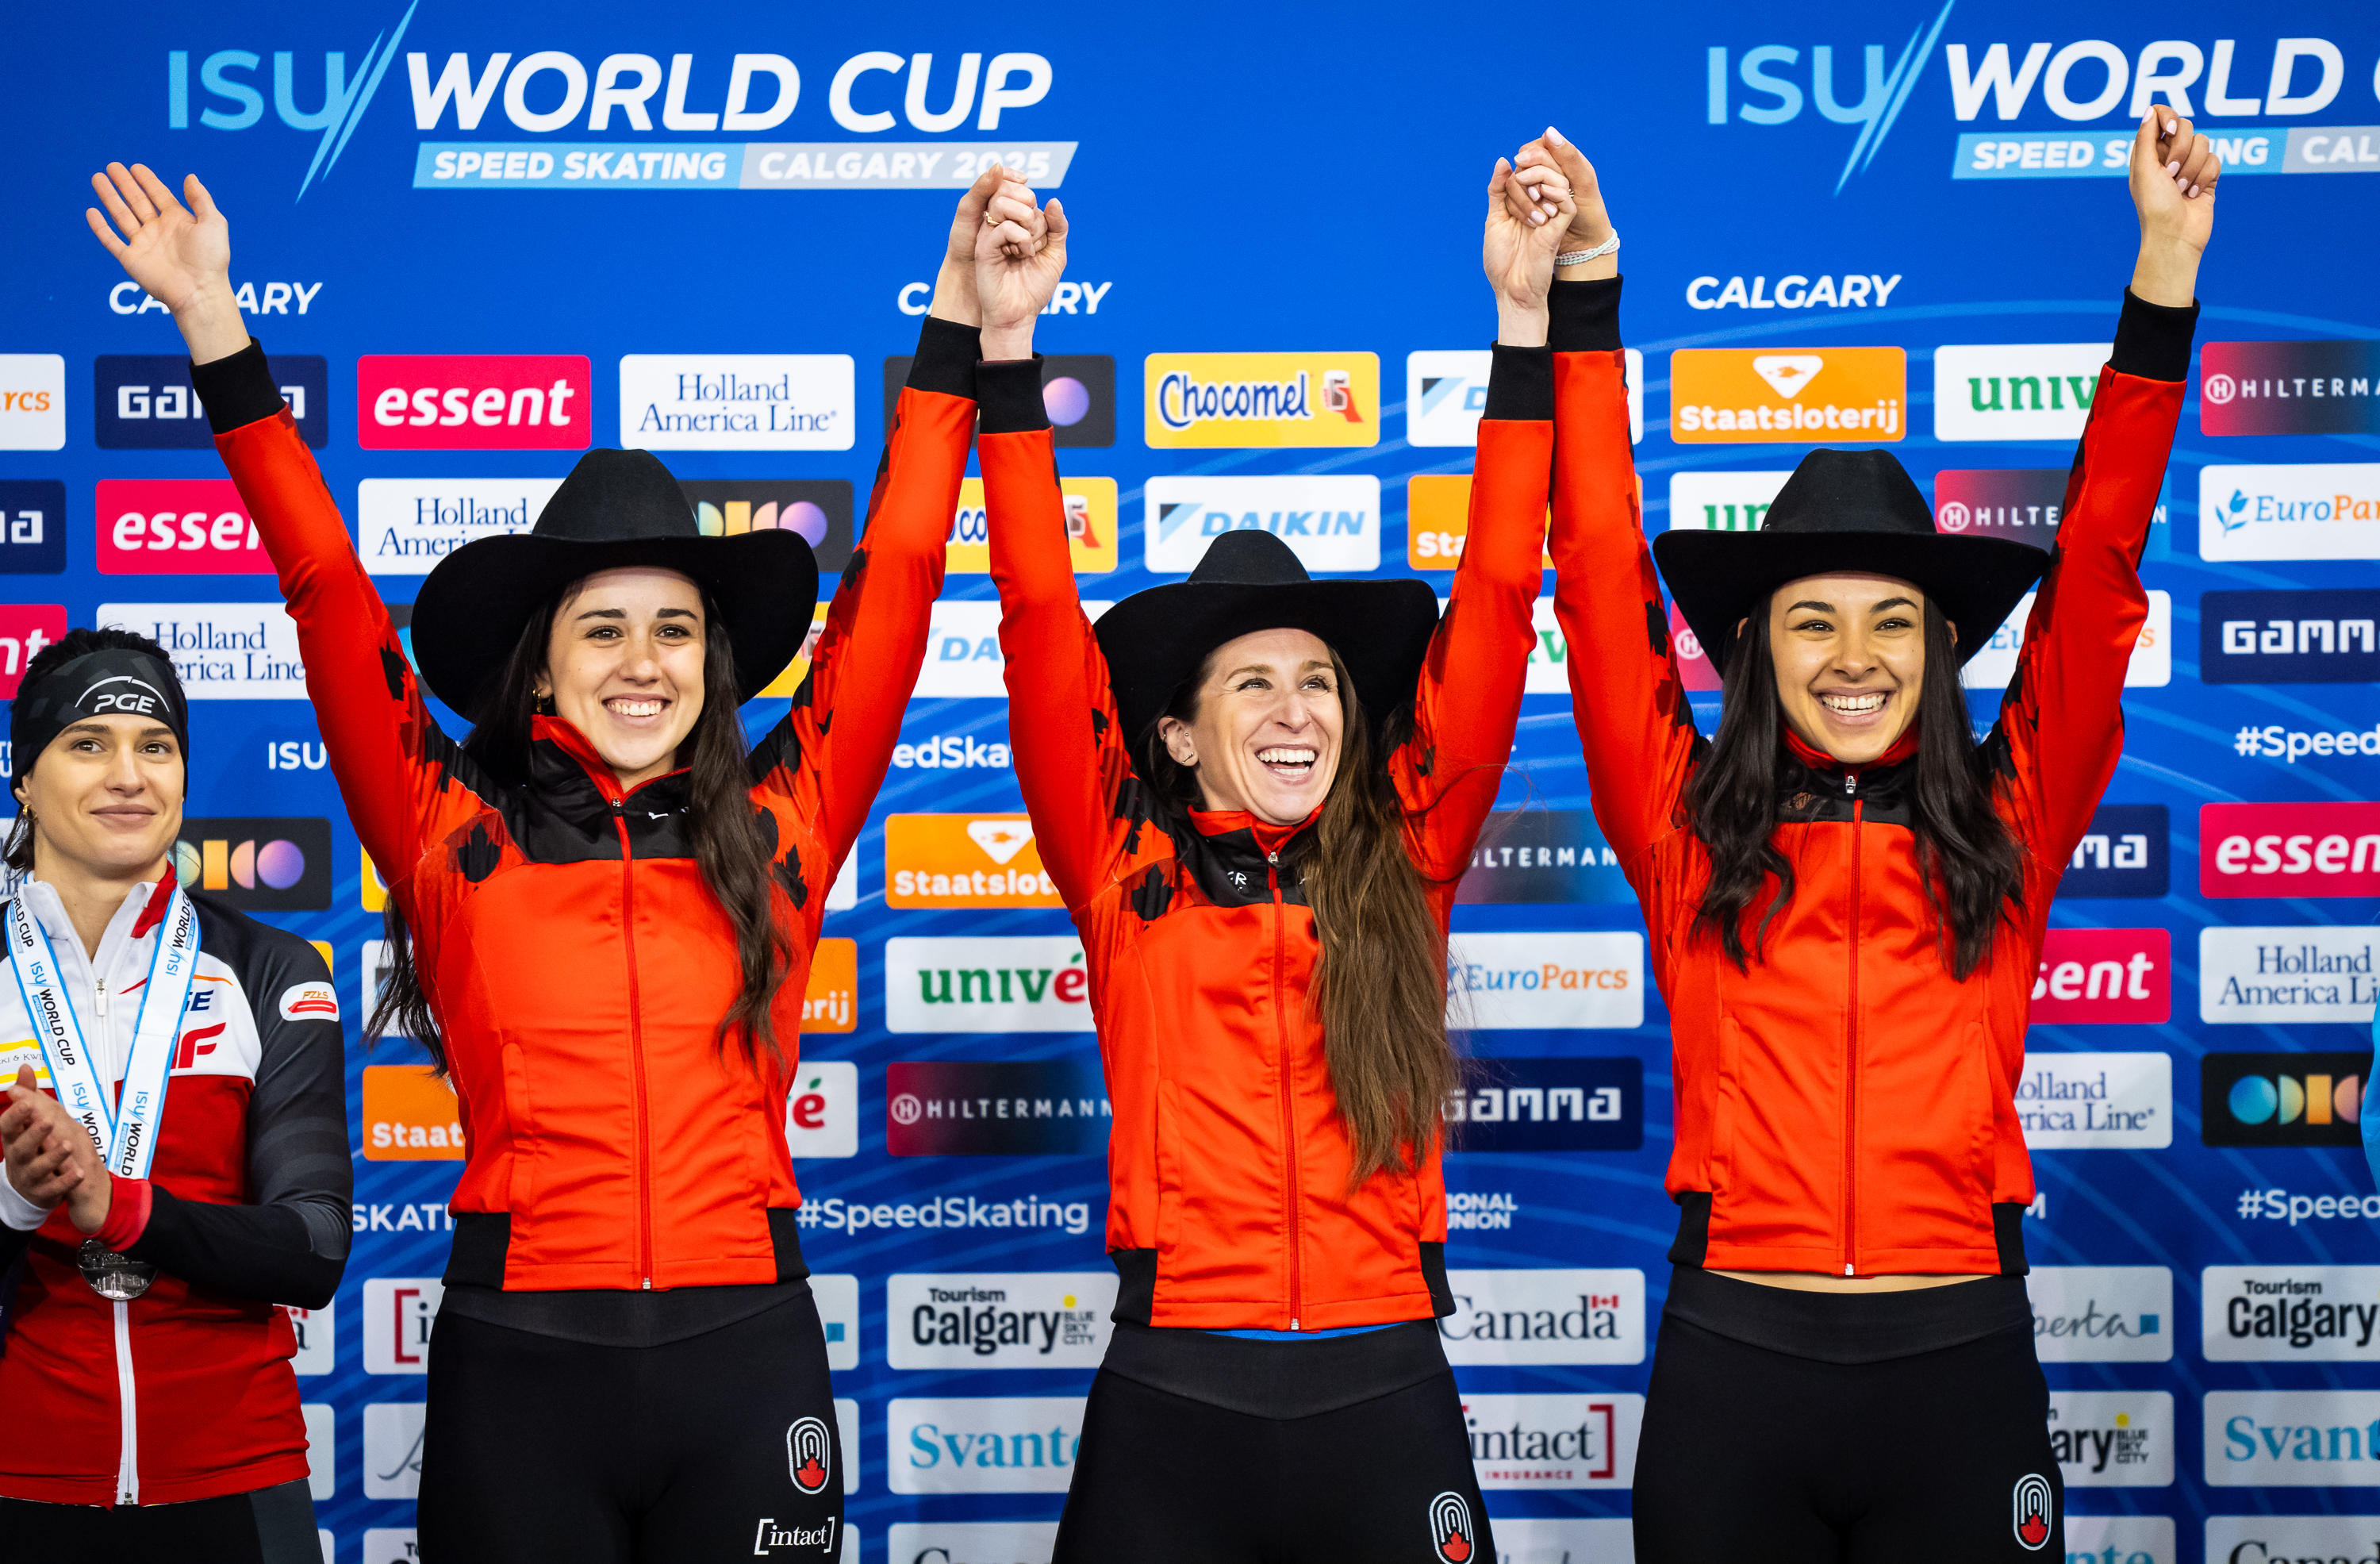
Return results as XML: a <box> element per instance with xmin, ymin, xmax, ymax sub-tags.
<box><xmin>78</xmin><ymin>1237</ymin><xmax>156</xmax><ymax>1301</ymax></box>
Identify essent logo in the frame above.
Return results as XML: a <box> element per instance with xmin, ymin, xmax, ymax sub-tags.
<box><xmin>95</xmin><ymin>480</ymin><xmax>270</xmax><ymax>575</ymax></box>
<box><xmin>0</xmin><ymin>606</ymin><xmax>65</xmax><ymax>701</ymax></box>
<box><xmin>2203</xmin><ymin>802</ymin><xmax>2380</xmax><ymax>898</ymax></box>
<box><xmin>357</xmin><ymin>355</ymin><xmax>589</xmax><ymax>451</ymax></box>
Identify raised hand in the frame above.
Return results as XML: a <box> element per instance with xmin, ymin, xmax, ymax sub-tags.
<box><xmin>86</xmin><ymin>163</ymin><xmax>247</xmax><ymax>363</ymax></box>
<box><xmin>1485</xmin><ymin>156</ymin><xmax>1574</xmax><ymax>348</ymax></box>
<box><xmin>973</xmin><ymin>169</ymin><xmax>1067</xmax><ymax>361</ymax></box>
<box><xmin>930</xmin><ymin>165</ymin><xmax>1005</xmax><ymax>329</ymax></box>
<box><xmin>1511</xmin><ymin>127</ymin><xmax>1617</xmax><ymax>280</ymax></box>
<box><xmin>2128</xmin><ymin>108</ymin><xmax>2217</xmax><ymax>306</ymax></box>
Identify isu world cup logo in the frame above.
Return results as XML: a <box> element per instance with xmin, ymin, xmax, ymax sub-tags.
<box><xmin>2011</xmin><ymin>1471</ymin><xmax>2053</xmax><ymax>1551</ymax></box>
<box><xmin>1427</xmin><ymin>1491</ymin><xmax>1475</xmax><ymax>1562</ymax></box>
<box><xmin>785</xmin><ymin>1416</ymin><xmax>833</xmax><ymax>1495</ymax></box>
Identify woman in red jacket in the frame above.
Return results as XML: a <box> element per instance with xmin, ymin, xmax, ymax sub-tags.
<box><xmin>980</xmin><ymin>161</ymin><xmax>1572</xmax><ymax>1563</ymax></box>
<box><xmin>1517</xmin><ymin>112</ymin><xmax>2218</xmax><ymax>1559</ymax></box>
<box><xmin>85</xmin><ymin>159</ymin><xmax>1014</xmax><ymax>1562</ymax></box>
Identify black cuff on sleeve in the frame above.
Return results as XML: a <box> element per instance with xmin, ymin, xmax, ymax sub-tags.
<box><xmin>1482</xmin><ymin>343</ymin><xmax>1554</xmax><ymax>421</ymax></box>
<box><xmin>908</xmin><ymin>315</ymin><xmax>983</xmax><ymax>399</ymax></box>
<box><xmin>125</xmin><ymin>1185</ymin><xmax>344</xmax><ymax>1309</ymax></box>
<box><xmin>189</xmin><ymin>336</ymin><xmax>286</xmax><ymax>435</ymax></box>
<box><xmin>977</xmin><ymin>356</ymin><xmax>1050</xmax><ymax>435</ymax></box>
<box><xmin>1548</xmin><ymin>276</ymin><xmax>1624</xmax><ymax>353</ymax></box>
<box><xmin>2109</xmin><ymin>288</ymin><xmax>2199</xmax><ymax>382</ymax></box>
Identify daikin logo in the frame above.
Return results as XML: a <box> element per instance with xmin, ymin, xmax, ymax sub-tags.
<box><xmin>167</xmin><ymin>3</ymin><xmax>420</xmax><ymax>200</ymax></box>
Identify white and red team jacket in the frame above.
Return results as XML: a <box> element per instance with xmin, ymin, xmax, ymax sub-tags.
<box><xmin>0</xmin><ymin>871</ymin><xmax>351</xmax><ymax>1506</ymax></box>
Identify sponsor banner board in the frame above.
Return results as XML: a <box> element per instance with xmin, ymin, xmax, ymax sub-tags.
<box><xmin>354</xmin><ymin>478</ymin><xmax>559</xmax><ymax>574</ymax></box>
<box><xmin>1461</xmin><ymin>1393</ymin><xmax>1643</xmax><ymax>1489</ymax></box>
<box><xmin>1445</xmin><ymin>932</ymin><xmax>1644</xmax><ymax>1030</ymax></box>
<box><xmin>1964</xmin><ymin>590</ymin><xmax>2169</xmax><ymax>690</ymax></box>
<box><xmin>1438</xmin><ymin>1267</ymin><xmax>1646</xmax><ymax>1366</ymax></box>
<box><xmin>885</xmin><ymin>1272</ymin><xmax>1116</xmax><ymax>1370</ymax></box>
<box><xmin>886</xmin><ymin>1397</ymin><xmax>1086</xmax><ymax>1493</ymax></box>
<box><xmin>2201</xmin><ymin>588</ymin><xmax>2380</xmax><ymax>683</ymax></box>
<box><xmin>2017</xmin><ymin>1051</ymin><xmax>2172</xmax><ymax>1151</ymax></box>
<box><xmin>357</xmin><ymin>355</ymin><xmax>591</xmax><ymax>450</ymax></box>
<box><xmin>2199</xmin><ymin>1051</ymin><xmax>2369</xmax><ymax>1147</ymax></box>
<box><xmin>98</xmin><ymin>601</ymin><xmax>306</xmax><ymax>698</ymax></box>
<box><xmin>1143</xmin><ymin>475</ymin><xmax>1380</xmax><ymax>573</ymax></box>
<box><xmin>95</xmin><ymin>479</ymin><xmax>269</xmax><ymax>574</ymax></box>
<box><xmin>886</xmin><ymin>814</ymin><xmax>1061</xmax><ymax>908</ymax></box>
<box><xmin>1932</xmin><ymin>343</ymin><xmax>2112</xmax><ymax>442</ymax></box>
<box><xmin>1445</xmin><ymin>1058</ymin><xmax>1644</xmax><ymax>1152</ymax></box>
<box><xmin>95</xmin><ymin>353</ymin><xmax>327</xmax><ymax>448</ymax></box>
<box><xmin>2028</xmin><ymin>1266</ymin><xmax>2174</xmax><ymax>1362</ymax></box>
<box><xmin>2200</xmin><ymin>342</ymin><xmax>2380</xmax><ymax>437</ymax></box>
<box><xmin>619</xmin><ymin>353</ymin><xmax>854</xmax><ymax>450</ymax></box>
<box><xmin>2059</xmin><ymin>805</ymin><xmax>2169</xmax><ymax>898</ymax></box>
<box><xmin>2199</xmin><ymin>463</ymin><xmax>2380</xmax><ymax>560</ymax></box>
<box><xmin>2202</xmin><ymin>802</ymin><xmax>2380</xmax><ymax>898</ymax></box>
<box><xmin>785</xmin><ymin>1059</ymin><xmax>858</xmax><ymax>1159</ymax></box>
<box><xmin>2203</xmin><ymin>1266</ymin><xmax>2380</xmax><ymax>1362</ymax></box>
<box><xmin>884</xmin><ymin>938</ymin><xmax>1094</xmax><ymax>1034</ymax></box>
<box><xmin>2199</xmin><ymin>928</ymin><xmax>2378</xmax><ymax>1026</ymax></box>
<box><xmin>885</xmin><ymin>1059</ymin><xmax>1108</xmax><ymax>1155</ymax></box>
<box><xmin>1669</xmin><ymin>348</ymin><xmax>1905</xmax><ymax>443</ymax></box>
<box><xmin>1144</xmin><ymin>352</ymin><xmax>1380</xmax><ymax>448</ymax></box>
<box><xmin>2205</xmin><ymin>1392</ymin><xmax>2380</xmax><ymax>1485</ymax></box>
<box><xmin>2050</xmin><ymin>1389</ymin><xmax>2175</xmax><ymax>1487</ymax></box>
<box><xmin>2029</xmin><ymin>928</ymin><xmax>2170</xmax><ymax>1024</ymax></box>
<box><xmin>1455</xmin><ymin>809</ymin><xmax>1633</xmax><ymax>904</ymax></box>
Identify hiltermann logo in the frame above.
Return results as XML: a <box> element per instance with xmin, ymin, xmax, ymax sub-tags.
<box><xmin>357</xmin><ymin>354</ymin><xmax>590</xmax><ymax>450</ymax></box>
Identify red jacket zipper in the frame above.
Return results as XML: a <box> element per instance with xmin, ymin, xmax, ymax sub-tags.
<box><xmin>610</xmin><ymin>798</ymin><xmax>656</xmax><ymax>1289</ymax></box>
<box><xmin>1268</xmin><ymin>851</ymin><xmax>1303</xmax><ymax>1329</ymax></box>
<box><xmin>1842</xmin><ymin>780</ymin><xmax>1863</xmax><ymax>1278</ymax></box>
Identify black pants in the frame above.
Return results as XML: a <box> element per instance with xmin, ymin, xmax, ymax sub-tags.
<box><xmin>1633</xmin><ymin>1312</ymin><xmax>2062</xmax><ymax>1562</ymax></box>
<box><xmin>1054</xmin><ymin>1324</ymin><xmax>1493</xmax><ymax>1564</ymax></box>
<box><xmin>0</xmin><ymin>1477</ymin><xmax>318</xmax><ymax>1561</ymax></box>
<box><xmin>417</xmin><ymin>1289</ymin><xmax>843</xmax><ymax>1562</ymax></box>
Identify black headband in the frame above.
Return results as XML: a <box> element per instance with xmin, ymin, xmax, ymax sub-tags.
<box><xmin>10</xmin><ymin>648</ymin><xmax>190</xmax><ymax>779</ymax></box>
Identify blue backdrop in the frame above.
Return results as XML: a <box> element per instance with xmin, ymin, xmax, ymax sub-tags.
<box><xmin>6</xmin><ymin>4</ymin><xmax>2380</xmax><ymax>1561</ymax></box>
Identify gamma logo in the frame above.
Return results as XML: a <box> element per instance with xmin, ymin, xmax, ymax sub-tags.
<box><xmin>2012</xmin><ymin>1472</ymin><xmax>2053</xmax><ymax>1551</ymax></box>
<box><xmin>1428</xmin><ymin>1492</ymin><xmax>1476</xmax><ymax>1562</ymax></box>
<box><xmin>785</xmin><ymin>1415</ymin><xmax>832</xmax><ymax>1494</ymax></box>
<box><xmin>168</xmin><ymin>3</ymin><xmax>420</xmax><ymax>200</ymax></box>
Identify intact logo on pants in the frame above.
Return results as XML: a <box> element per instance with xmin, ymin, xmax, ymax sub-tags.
<box><xmin>786</xmin><ymin>1416</ymin><xmax>833</xmax><ymax>1495</ymax></box>
<box><xmin>1428</xmin><ymin>1491</ymin><xmax>1476</xmax><ymax>1562</ymax></box>
<box><xmin>2012</xmin><ymin>1472</ymin><xmax>2053</xmax><ymax>1551</ymax></box>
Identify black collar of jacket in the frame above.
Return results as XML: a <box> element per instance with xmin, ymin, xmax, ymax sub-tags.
<box><xmin>1166</xmin><ymin>816</ymin><xmax>1313</xmax><ymax>909</ymax></box>
<box><xmin>1775</xmin><ymin>748</ymin><xmax>1917</xmax><ymax>828</ymax></box>
<box><xmin>501</xmin><ymin>736</ymin><xmax>697</xmax><ymax>862</ymax></box>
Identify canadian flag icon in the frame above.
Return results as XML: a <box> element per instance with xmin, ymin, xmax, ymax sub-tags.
<box><xmin>2011</xmin><ymin>1472</ymin><xmax>2053</xmax><ymax>1551</ymax></box>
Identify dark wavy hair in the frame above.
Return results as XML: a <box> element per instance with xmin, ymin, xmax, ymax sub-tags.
<box><xmin>367</xmin><ymin>585</ymin><xmax>791</xmax><ymax>1072</ymax></box>
<box><xmin>1142</xmin><ymin>646</ymin><xmax>1459</xmax><ymax>1187</ymax></box>
<box><xmin>6</xmin><ymin>626</ymin><xmax>190</xmax><ymax>876</ymax></box>
<box><xmin>1685</xmin><ymin>594</ymin><xmax>2023</xmax><ymax>979</ymax></box>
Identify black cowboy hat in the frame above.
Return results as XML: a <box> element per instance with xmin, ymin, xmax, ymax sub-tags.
<box><xmin>1092</xmin><ymin>530</ymin><xmax>1441</xmax><ymax>748</ymax></box>
<box><xmin>1652</xmin><ymin>448</ymin><xmax>2049</xmax><ymax>677</ymax></box>
<box><xmin>409</xmin><ymin>448</ymin><xmax>819</xmax><ymax>714</ymax></box>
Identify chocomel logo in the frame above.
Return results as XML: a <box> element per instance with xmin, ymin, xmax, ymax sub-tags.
<box><xmin>886</xmin><ymin>815</ymin><xmax>1060</xmax><ymax>908</ymax></box>
<box><xmin>946</xmin><ymin>476</ymin><xmax>1115</xmax><ymax>574</ymax></box>
<box><xmin>1670</xmin><ymin>348</ymin><xmax>1905</xmax><ymax>442</ymax></box>
<box><xmin>1144</xmin><ymin>353</ymin><xmax>1379</xmax><ymax>448</ymax></box>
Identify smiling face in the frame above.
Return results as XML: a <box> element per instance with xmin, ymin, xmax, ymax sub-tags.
<box><xmin>1156</xmin><ymin>628</ymin><xmax>1345</xmax><ymax>827</ymax></box>
<box><xmin>13</xmin><ymin>714</ymin><xmax>185</xmax><ymax>883</ymax></box>
<box><xmin>1760</xmin><ymin>571</ymin><xmax>1946</xmax><ymax>767</ymax></box>
<box><xmin>539</xmin><ymin>566</ymin><xmax>708</xmax><ymax>791</ymax></box>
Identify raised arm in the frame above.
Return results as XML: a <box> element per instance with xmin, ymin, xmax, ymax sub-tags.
<box><xmin>752</xmin><ymin>172</ymin><xmax>1004</xmax><ymax>880</ymax></box>
<box><xmin>1522</xmin><ymin>134</ymin><xmax>1702</xmax><ymax>871</ymax></box>
<box><xmin>1395</xmin><ymin>155</ymin><xmax>1564</xmax><ymax>883</ymax></box>
<box><xmin>87</xmin><ymin>163</ymin><xmax>474</xmax><ymax>879</ymax></box>
<box><xmin>1993</xmin><ymin>110</ymin><xmax>2211</xmax><ymax>871</ymax></box>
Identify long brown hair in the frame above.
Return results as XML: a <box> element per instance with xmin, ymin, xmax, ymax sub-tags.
<box><xmin>368</xmin><ymin>585</ymin><xmax>792</xmax><ymax>1071</ymax></box>
<box><xmin>1686</xmin><ymin>595</ymin><xmax>2024</xmax><ymax>978</ymax></box>
<box><xmin>1143</xmin><ymin>646</ymin><xmax>1459</xmax><ymax>1186</ymax></box>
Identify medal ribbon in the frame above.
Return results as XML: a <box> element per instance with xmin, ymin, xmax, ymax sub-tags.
<box><xmin>5</xmin><ymin>886</ymin><xmax>198</xmax><ymax>1182</ymax></box>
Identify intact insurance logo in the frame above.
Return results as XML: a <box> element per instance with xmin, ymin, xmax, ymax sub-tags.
<box><xmin>2203</xmin><ymin>1266</ymin><xmax>2380</xmax><ymax>1363</ymax></box>
<box><xmin>620</xmin><ymin>355</ymin><xmax>854</xmax><ymax>452</ymax></box>
<box><xmin>1464</xmin><ymin>1393</ymin><xmax>1642</xmax><ymax>1489</ymax></box>
<box><xmin>362</xmin><ymin>1276</ymin><xmax>441</xmax><ymax>1375</ymax></box>
<box><xmin>2199</xmin><ymin>463</ymin><xmax>2380</xmax><ymax>561</ymax></box>
<box><xmin>358</xmin><ymin>355</ymin><xmax>590</xmax><ymax>450</ymax></box>
<box><xmin>885</xmin><ymin>1271</ymin><xmax>1115</xmax><ymax>1370</ymax></box>
<box><xmin>0</xmin><ymin>482</ymin><xmax>67</xmax><ymax>574</ymax></box>
<box><xmin>95</xmin><ymin>355</ymin><xmax>327</xmax><ymax>449</ymax></box>
<box><xmin>2202</xmin><ymin>342</ymin><xmax>2380</xmax><ymax>437</ymax></box>
<box><xmin>1142</xmin><ymin>475</ymin><xmax>1380</xmax><ymax>574</ymax></box>
<box><xmin>173</xmin><ymin>817</ymin><xmax>332</xmax><ymax>910</ymax></box>
<box><xmin>2202</xmin><ymin>802</ymin><xmax>2380</xmax><ymax>898</ymax></box>
<box><xmin>1670</xmin><ymin>348</ymin><xmax>1905</xmax><ymax>442</ymax></box>
<box><xmin>2027</xmin><ymin>1266</ymin><xmax>2173</xmax><ymax>1362</ymax></box>
<box><xmin>2202</xmin><ymin>589</ymin><xmax>2380</xmax><ymax>683</ymax></box>
<box><xmin>96</xmin><ymin>480</ymin><xmax>269</xmax><ymax>574</ymax></box>
<box><xmin>98</xmin><ymin>601</ymin><xmax>306</xmax><ymax>698</ymax></box>
<box><xmin>885</xmin><ymin>814</ymin><xmax>1059</xmax><ymax>908</ymax></box>
<box><xmin>885</xmin><ymin>1060</ymin><xmax>1108</xmax><ymax>1156</ymax></box>
<box><xmin>1445</xmin><ymin>1059</ymin><xmax>1642</xmax><ymax>1153</ymax></box>
<box><xmin>2202</xmin><ymin>1051</ymin><xmax>2367</xmax><ymax>1147</ymax></box>
<box><xmin>1144</xmin><ymin>353</ymin><xmax>1379</xmax><ymax>449</ymax></box>
<box><xmin>1438</xmin><ymin>1268</ymin><xmax>1645</xmax><ymax>1366</ymax></box>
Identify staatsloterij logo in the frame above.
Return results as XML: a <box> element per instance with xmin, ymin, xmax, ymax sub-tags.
<box><xmin>1706</xmin><ymin>0</ymin><xmax>1956</xmax><ymax>194</ymax></box>
<box><xmin>167</xmin><ymin>4</ymin><xmax>420</xmax><ymax>200</ymax></box>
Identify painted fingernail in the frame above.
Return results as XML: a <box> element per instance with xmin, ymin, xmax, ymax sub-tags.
<box><xmin>1530</xmin><ymin>211</ymin><xmax>1545</xmax><ymax>225</ymax></box>
<box><xmin>2188</xmin><ymin>183</ymin><xmax>2199</xmax><ymax>197</ymax></box>
<box><xmin>2167</xmin><ymin>160</ymin><xmax>2180</xmax><ymax>175</ymax></box>
<box><xmin>2165</xmin><ymin>120</ymin><xmax>2177</xmax><ymax>134</ymax></box>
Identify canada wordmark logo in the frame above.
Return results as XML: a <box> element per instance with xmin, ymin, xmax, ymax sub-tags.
<box><xmin>785</xmin><ymin>1415</ymin><xmax>832</xmax><ymax>1494</ymax></box>
<box><xmin>2012</xmin><ymin>1471</ymin><xmax>2053</xmax><ymax>1550</ymax></box>
<box><xmin>1429</xmin><ymin>1491</ymin><xmax>1476</xmax><ymax>1562</ymax></box>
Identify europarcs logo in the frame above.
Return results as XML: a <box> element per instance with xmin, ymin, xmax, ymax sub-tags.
<box><xmin>165</xmin><ymin>6</ymin><xmax>1060</xmax><ymax>200</ymax></box>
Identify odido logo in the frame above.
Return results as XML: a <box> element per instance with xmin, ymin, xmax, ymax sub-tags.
<box><xmin>173</xmin><ymin>817</ymin><xmax>332</xmax><ymax>911</ymax></box>
<box><xmin>785</xmin><ymin>1415</ymin><xmax>832</xmax><ymax>1494</ymax></box>
<box><xmin>2011</xmin><ymin>1472</ymin><xmax>2053</xmax><ymax>1551</ymax></box>
<box><xmin>1427</xmin><ymin>1492</ymin><xmax>1476</xmax><ymax>1562</ymax></box>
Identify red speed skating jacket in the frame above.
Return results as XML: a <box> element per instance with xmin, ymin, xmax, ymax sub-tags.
<box><xmin>981</xmin><ymin>350</ymin><xmax>1552</xmax><ymax>1328</ymax></box>
<box><xmin>197</xmin><ymin>321</ymin><xmax>973</xmax><ymax>1290</ymax></box>
<box><xmin>1550</xmin><ymin>279</ymin><xmax>2192</xmax><ymax>1275</ymax></box>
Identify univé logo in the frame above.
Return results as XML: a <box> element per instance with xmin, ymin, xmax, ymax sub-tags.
<box><xmin>173</xmin><ymin>817</ymin><xmax>332</xmax><ymax>910</ymax></box>
<box><xmin>1429</xmin><ymin>1492</ymin><xmax>1476</xmax><ymax>1562</ymax></box>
